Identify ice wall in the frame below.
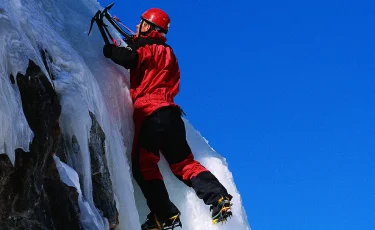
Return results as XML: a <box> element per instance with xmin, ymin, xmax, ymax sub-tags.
<box><xmin>0</xmin><ymin>0</ymin><xmax>250</xmax><ymax>229</ymax></box>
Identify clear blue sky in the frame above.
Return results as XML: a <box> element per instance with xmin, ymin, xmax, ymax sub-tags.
<box><xmin>98</xmin><ymin>1</ymin><xmax>374</xmax><ymax>229</ymax></box>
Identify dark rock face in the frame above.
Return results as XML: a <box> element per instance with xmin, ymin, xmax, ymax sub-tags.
<box><xmin>0</xmin><ymin>59</ymin><xmax>81</xmax><ymax>229</ymax></box>
<box><xmin>89</xmin><ymin>112</ymin><xmax>119</xmax><ymax>228</ymax></box>
<box><xmin>55</xmin><ymin>113</ymin><xmax>120</xmax><ymax>228</ymax></box>
<box><xmin>0</xmin><ymin>54</ymin><xmax>120</xmax><ymax>229</ymax></box>
<box><xmin>44</xmin><ymin>154</ymin><xmax>81</xmax><ymax>230</ymax></box>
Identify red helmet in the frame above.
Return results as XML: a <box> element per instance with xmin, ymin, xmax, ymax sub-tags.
<box><xmin>141</xmin><ymin>8</ymin><xmax>170</xmax><ymax>33</ymax></box>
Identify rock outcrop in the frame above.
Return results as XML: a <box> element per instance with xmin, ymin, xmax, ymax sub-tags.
<box><xmin>0</xmin><ymin>55</ymin><xmax>119</xmax><ymax>229</ymax></box>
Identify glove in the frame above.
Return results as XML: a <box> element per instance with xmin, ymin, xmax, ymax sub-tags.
<box><xmin>124</xmin><ymin>35</ymin><xmax>136</xmax><ymax>45</ymax></box>
<box><xmin>103</xmin><ymin>44</ymin><xmax>115</xmax><ymax>58</ymax></box>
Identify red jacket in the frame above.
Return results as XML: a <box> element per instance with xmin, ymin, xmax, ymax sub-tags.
<box><xmin>108</xmin><ymin>31</ymin><xmax>180</xmax><ymax>121</ymax></box>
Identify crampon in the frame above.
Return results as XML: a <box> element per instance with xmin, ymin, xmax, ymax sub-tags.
<box><xmin>141</xmin><ymin>212</ymin><xmax>182</xmax><ymax>230</ymax></box>
<box><xmin>211</xmin><ymin>195</ymin><xmax>233</xmax><ymax>225</ymax></box>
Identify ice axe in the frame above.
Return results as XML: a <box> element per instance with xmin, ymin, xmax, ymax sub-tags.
<box><xmin>88</xmin><ymin>2</ymin><xmax>134</xmax><ymax>46</ymax></box>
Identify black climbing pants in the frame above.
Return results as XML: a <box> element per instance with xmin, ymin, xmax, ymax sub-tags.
<box><xmin>132</xmin><ymin>106</ymin><xmax>230</xmax><ymax>220</ymax></box>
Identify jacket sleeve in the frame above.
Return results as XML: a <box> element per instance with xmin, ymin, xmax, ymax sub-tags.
<box><xmin>110</xmin><ymin>45</ymin><xmax>139</xmax><ymax>69</ymax></box>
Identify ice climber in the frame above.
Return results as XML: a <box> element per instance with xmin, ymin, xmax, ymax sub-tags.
<box><xmin>103</xmin><ymin>8</ymin><xmax>233</xmax><ymax>229</ymax></box>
